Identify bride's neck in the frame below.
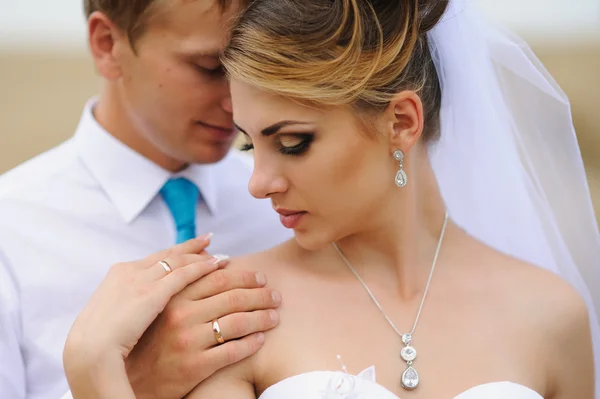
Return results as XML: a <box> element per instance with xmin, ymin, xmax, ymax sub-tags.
<box><xmin>332</xmin><ymin>157</ymin><xmax>447</xmax><ymax>299</ymax></box>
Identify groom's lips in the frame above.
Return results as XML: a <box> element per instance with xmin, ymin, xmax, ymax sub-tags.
<box><xmin>274</xmin><ymin>208</ymin><xmax>307</xmax><ymax>229</ymax></box>
<box><xmin>194</xmin><ymin>120</ymin><xmax>236</xmax><ymax>141</ymax></box>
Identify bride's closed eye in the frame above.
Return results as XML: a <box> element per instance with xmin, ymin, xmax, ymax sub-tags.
<box><xmin>278</xmin><ymin>134</ymin><xmax>314</xmax><ymax>156</ymax></box>
<box><xmin>240</xmin><ymin>133</ymin><xmax>314</xmax><ymax>156</ymax></box>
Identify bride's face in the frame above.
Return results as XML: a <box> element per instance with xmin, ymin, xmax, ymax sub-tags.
<box><xmin>231</xmin><ymin>80</ymin><xmax>401</xmax><ymax>250</ymax></box>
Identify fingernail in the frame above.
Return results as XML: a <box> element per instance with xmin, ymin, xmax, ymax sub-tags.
<box><xmin>271</xmin><ymin>291</ymin><xmax>282</xmax><ymax>304</ymax></box>
<box><xmin>269</xmin><ymin>310</ymin><xmax>279</xmax><ymax>323</ymax></box>
<box><xmin>255</xmin><ymin>272</ymin><xmax>267</xmax><ymax>285</ymax></box>
<box><xmin>198</xmin><ymin>232</ymin><xmax>214</xmax><ymax>242</ymax></box>
<box><xmin>210</xmin><ymin>254</ymin><xmax>229</xmax><ymax>265</ymax></box>
<box><xmin>257</xmin><ymin>332</ymin><xmax>265</xmax><ymax>344</ymax></box>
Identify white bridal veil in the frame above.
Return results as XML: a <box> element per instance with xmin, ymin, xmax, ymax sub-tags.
<box><xmin>428</xmin><ymin>0</ymin><xmax>600</xmax><ymax>391</ymax></box>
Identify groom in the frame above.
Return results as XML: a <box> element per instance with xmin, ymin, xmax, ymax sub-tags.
<box><xmin>0</xmin><ymin>0</ymin><xmax>292</xmax><ymax>398</ymax></box>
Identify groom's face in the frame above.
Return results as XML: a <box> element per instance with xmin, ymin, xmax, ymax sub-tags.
<box><xmin>109</xmin><ymin>0</ymin><xmax>242</xmax><ymax>166</ymax></box>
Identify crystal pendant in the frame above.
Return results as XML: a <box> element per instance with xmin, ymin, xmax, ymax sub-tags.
<box><xmin>395</xmin><ymin>169</ymin><xmax>408</xmax><ymax>187</ymax></box>
<box><xmin>401</xmin><ymin>333</ymin><xmax>412</xmax><ymax>345</ymax></box>
<box><xmin>401</xmin><ymin>346</ymin><xmax>417</xmax><ymax>362</ymax></box>
<box><xmin>401</xmin><ymin>366</ymin><xmax>419</xmax><ymax>390</ymax></box>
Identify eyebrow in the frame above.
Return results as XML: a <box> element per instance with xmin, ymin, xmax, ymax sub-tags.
<box><xmin>234</xmin><ymin>120</ymin><xmax>312</xmax><ymax>137</ymax></box>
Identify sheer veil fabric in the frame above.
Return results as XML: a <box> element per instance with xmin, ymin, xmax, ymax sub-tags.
<box><xmin>427</xmin><ymin>0</ymin><xmax>600</xmax><ymax>390</ymax></box>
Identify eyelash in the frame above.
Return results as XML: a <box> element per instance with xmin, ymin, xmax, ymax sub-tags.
<box><xmin>240</xmin><ymin>135</ymin><xmax>314</xmax><ymax>156</ymax></box>
<box><xmin>240</xmin><ymin>143</ymin><xmax>254</xmax><ymax>152</ymax></box>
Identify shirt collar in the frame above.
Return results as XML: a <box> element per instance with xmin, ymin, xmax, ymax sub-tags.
<box><xmin>73</xmin><ymin>98</ymin><xmax>219</xmax><ymax>223</ymax></box>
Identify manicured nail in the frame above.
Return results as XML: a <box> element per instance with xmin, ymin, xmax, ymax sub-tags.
<box><xmin>255</xmin><ymin>272</ymin><xmax>267</xmax><ymax>286</ymax></box>
<box><xmin>198</xmin><ymin>232</ymin><xmax>214</xmax><ymax>242</ymax></box>
<box><xmin>211</xmin><ymin>254</ymin><xmax>229</xmax><ymax>265</ymax></box>
<box><xmin>271</xmin><ymin>291</ymin><xmax>282</xmax><ymax>304</ymax></box>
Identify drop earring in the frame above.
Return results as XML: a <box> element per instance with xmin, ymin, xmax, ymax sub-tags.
<box><xmin>393</xmin><ymin>150</ymin><xmax>408</xmax><ymax>188</ymax></box>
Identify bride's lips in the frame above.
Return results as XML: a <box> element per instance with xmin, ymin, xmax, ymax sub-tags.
<box><xmin>274</xmin><ymin>208</ymin><xmax>307</xmax><ymax>229</ymax></box>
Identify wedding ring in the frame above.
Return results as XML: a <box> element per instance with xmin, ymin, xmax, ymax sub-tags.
<box><xmin>212</xmin><ymin>319</ymin><xmax>226</xmax><ymax>344</ymax></box>
<box><xmin>158</xmin><ymin>260</ymin><xmax>172</xmax><ymax>275</ymax></box>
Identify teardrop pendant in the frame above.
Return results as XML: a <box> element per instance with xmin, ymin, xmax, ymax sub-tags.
<box><xmin>395</xmin><ymin>169</ymin><xmax>408</xmax><ymax>187</ymax></box>
<box><xmin>401</xmin><ymin>366</ymin><xmax>419</xmax><ymax>390</ymax></box>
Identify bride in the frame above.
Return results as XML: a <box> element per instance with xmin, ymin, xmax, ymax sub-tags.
<box><xmin>63</xmin><ymin>0</ymin><xmax>600</xmax><ymax>398</ymax></box>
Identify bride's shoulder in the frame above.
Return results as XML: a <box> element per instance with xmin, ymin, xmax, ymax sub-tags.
<box><xmin>453</xmin><ymin>230</ymin><xmax>589</xmax><ymax>325</ymax></box>
<box><xmin>465</xmin><ymin>242</ymin><xmax>594</xmax><ymax>388</ymax></box>
<box><xmin>484</xmin><ymin>249</ymin><xmax>594</xmax><ymax>393</ymax></box>
<box><xmin>474</xmin><ymin>241</ymin><xmax>588</xmax><ymax>319</ymax></box>
<box><xmin>490</xmin><ymin>251</ymin><xmax>588</xmax><ymax>322</ymax></box>
<box><xmin>226</xmin><ymin>239</ymin><xmax>304</xmax><ymax>285</ymax></box>
<box><xmin>476</xmin><ymin>244</ymin><xmax>591</xmax><ymax>350</ymax></box>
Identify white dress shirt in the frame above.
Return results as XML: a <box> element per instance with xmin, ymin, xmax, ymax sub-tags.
<box><xmin>0</xmin><ymin>100</ymin><xmax>293</xmax><ymax>399</ymax></box>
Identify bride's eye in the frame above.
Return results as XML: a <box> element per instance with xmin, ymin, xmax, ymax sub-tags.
<box><xmin>278</xmin><ymin>134</ymin><xmax>314</xmax><ymax>156</ymax></box>
<box><xmin>239</xmin><ymin>138</ymin><xmax>254</xmax><ymax>152</ymax></box>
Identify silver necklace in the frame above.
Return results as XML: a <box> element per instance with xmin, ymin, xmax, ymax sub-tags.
<box><xmin>332</xmin><ymin>212</ymin><xmax>449</xmax><ymax>391</ymax></box>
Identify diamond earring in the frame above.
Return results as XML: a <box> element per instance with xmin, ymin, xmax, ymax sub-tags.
<box><xmin>393</xmin><ymin>150</ymin><xmax>408</xmax><ymax>188</ymax></box>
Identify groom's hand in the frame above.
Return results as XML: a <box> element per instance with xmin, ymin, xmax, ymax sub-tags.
<box><xmin>123</xmin><ymin>236</ymin><xmax>281</xmax><ymax>399</ymax></box>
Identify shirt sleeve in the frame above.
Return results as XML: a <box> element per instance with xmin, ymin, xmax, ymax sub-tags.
<box><xmin>0</xmin><ymin>248</ymin><xmax>26</xmax><ymax>398</ymax></box>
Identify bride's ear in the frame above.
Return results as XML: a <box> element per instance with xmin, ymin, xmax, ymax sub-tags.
<box><xmin>385</xmin><ymin>91</ymin><xmax>424</xmax><ymax>153</ymax></box>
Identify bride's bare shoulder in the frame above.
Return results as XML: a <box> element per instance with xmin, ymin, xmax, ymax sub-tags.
<box><xmin>447</xmin><ymin>227</ymin><xmax>589</xmax><ymax>325</ymax></box>
<box><xmin>467</xmin><ymin>238</ymin><xmax>593</xmax><ymax>391</ymax></box>
<box><xmin>481</xmin><ymin>245</ymin><xmax>589</xmax><ymax>325</ymax></box>
<box><xmin>226</xmin><ymin>239</ymin><xmax>306</xmax><ymax>284</ymax></box>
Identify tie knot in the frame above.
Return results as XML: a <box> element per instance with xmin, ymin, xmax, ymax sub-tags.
<box><xmin>160</xmin><ymin>178</ymin><xmax>200</xmax><ymax>243</ymax></box>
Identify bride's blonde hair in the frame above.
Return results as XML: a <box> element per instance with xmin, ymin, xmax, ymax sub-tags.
<box><xmin>222</xmin><ymin>0</ymin><xmax>449</xmax><ymax>142</ymax></box>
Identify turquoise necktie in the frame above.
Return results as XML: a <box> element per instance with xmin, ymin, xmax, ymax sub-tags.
<box><xmin>160</xmin><ymin>178</ymin><xmax>200</xmax><ymax>244</ymax></box>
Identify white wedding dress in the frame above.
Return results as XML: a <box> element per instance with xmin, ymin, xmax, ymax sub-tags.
<box><xmin>258</xmin><ymin>366</ymin><xmax>543</xmax><ymax>399</ymax></box>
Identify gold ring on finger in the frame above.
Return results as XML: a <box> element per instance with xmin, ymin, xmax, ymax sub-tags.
<box><xmin>158</xmin><ymin>260</ymin><xmax>172</xmax><ymax>275</ymax></box>
<box><xmin>212</xmin><ymin>319</ymin><xmax>226</xmax><ymax>344</ymax></box>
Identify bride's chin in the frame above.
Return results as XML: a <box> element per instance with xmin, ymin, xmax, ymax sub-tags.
<box><xmin>292</xmin><ymin>230</ymin><xmax>333</xmax><ymax>252</ymax></box>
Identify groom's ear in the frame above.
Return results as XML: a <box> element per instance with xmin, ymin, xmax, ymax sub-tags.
<box><xmin>87</xmin><ymin>11</ymin><xmax>128</xmax><ymax>81</ymax></box>
<box><xmin>385</xmin><ymin>90</ymin><xmax>424</xmax><ymax>153</ymax></box>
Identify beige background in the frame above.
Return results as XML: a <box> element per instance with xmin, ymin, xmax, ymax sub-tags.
<box><xmin>0</xmin><ymin>44</ymin><xmax>599</xmax><ymax>222</ymax></box>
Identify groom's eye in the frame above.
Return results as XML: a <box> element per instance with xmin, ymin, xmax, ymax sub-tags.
<box><xmin>194</xmin><ymin>63</ymin><xmax>225</xmax><ymax>77</ymax></box>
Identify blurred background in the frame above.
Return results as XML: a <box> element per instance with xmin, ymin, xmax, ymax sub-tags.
<box><xmin>0</xmin><ymin>0</ymin><xmax>599</xmax><ymax>222</ymax></box>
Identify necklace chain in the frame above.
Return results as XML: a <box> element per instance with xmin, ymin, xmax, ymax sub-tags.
<box><xmin>332</xmin><ymin>212</ymin><xmax>449</xmax><ymax>339</ymax></box>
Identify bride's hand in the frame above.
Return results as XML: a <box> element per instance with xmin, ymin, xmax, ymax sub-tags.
<box><xmin>63</xmin><ymin>236</ymin><xmax>227</xmax><ymax>398</ymax></box>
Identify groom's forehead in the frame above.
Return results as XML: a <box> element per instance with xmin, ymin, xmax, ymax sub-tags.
<box><xmin>153</xmin><ymin>0</ymin><xmax>241</xmax><ymax>18</ymax></box>
<box><xmin>147</xmin><ymin>0</ymin><xmax>242</xmax><ymax>36</ymax></box>
<box><xmin>143</xmin><ymin>0</ymin><xmax>244</xmax><ymax>54</ymax></box>
<box><xmin>82</xmin><ymin>0</ymin><xmax>233</xmax><ymax>46</ymax></box>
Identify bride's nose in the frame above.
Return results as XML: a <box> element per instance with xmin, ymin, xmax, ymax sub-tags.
<box><xmin>248</xmin><ymin>157</ymin><xmax>288</xmax><ymax>199</ymax></box>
